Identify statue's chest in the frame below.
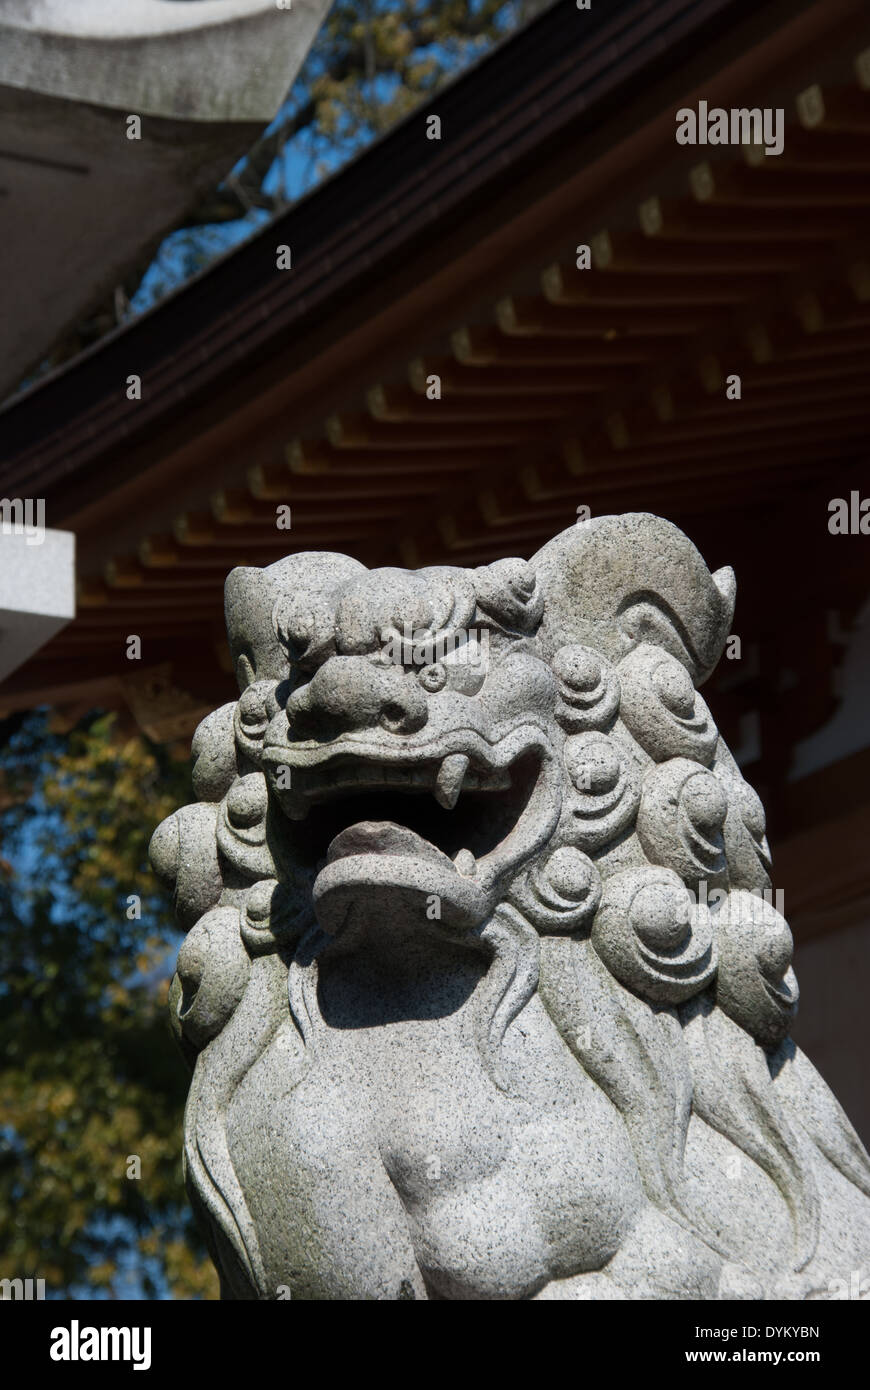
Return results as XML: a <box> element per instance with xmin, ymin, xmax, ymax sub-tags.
<box><xmin>325</xmin><ymin>994</ymin><xmax>645</xmax><ymax>1296</ymax></box>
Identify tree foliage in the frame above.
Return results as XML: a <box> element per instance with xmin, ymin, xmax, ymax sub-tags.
<box><xmin>193</xmin><ymin>0</ymin><xmax>549</xmax><ymax>223</ymax></box>
<box><xmin>0</xmin><ymin>710</ymin><xmax>218</xmax><ymax>1299</ymax></box>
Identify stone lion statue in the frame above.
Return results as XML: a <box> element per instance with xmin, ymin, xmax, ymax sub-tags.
<box><xmin>150</xmin><ymin>512</ymin><xmax>870</xmax><ymax>1299</ymax></box>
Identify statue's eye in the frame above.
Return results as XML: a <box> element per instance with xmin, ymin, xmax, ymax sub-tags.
<box><xmin>417</xmin><ymin>663</ymin><xmax>447</xmax><ymax>693</ymax></box>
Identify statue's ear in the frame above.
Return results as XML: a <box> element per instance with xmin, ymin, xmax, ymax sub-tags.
<box><xmin>226</xmin><ymin>552</ymin><xmax>368</xmax><ymax>692</ymax></box>
<box><xmin>272</xmin><ymin>590</ymin><xmax>338</xmax><ymax>671</ymax></box>
<box><xmin>225</xmin><ymin>567</ymin><xmax>283</xmax><ymax>692</ymax></box>
<box><xmin>615</xmin><ymin>566</ymin><xmax>736</xmax><ymax>681</ymax></box>
<box><xmin>711</xmin><ymin>564</ymin><xmax>737</xmax><ymax>618</ymax></box>
<box><xmin>270</xmin><ymin>551</ymin><xmax>368</xmax><ymax>670</ymax></box>
<box><xmin>614</xmin><ymin>595</ymin><xmax>699</xmax><ymax>673</ymax></box>
<box><xmin>531</xmin><ymin>514</ymin><xmax>735</xmax><ymax>685</ymax></box>
<box><xmin>473</xmin><ymin>557</ymin><xmax>543</xmax><ymax>634</ymax></box>
<box><xmin>236</xmin><ymin>654</ymin><xmax>256</xmax><ymax>690</ymax></box>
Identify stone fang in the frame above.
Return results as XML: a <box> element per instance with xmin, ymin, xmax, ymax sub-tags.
<box><xmin>434</xmin><ymin>753</ymin><xmax>470</xmax><ymax>809</ymax></box>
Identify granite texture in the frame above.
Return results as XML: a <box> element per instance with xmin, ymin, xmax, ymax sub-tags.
<box><xmin>151</xmin><ymin>513</ymin><xmax>870</xmax><ymax>1299</ymax></box>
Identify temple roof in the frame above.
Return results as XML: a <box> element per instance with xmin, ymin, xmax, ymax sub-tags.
<box><xmin>1</xmin><ymin>0</ymin><xmax>869</xmax><ymax>875</ymax></box>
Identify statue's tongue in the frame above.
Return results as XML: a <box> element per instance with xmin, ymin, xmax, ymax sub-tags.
<box><xmin>326</xmin><ymin>820</ymin><xmax>454</xmax><ymax>869</ymax></box>
<box><xmin>315</xmin><ymin>820</ymin><xmax>488</xmax><ymax>939</ymax></box>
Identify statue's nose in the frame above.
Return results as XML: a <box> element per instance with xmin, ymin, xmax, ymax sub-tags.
<box><xmin>286</xmin><ymin>656</ymin><xmax>428</xmax><ymax>736</ymax></box>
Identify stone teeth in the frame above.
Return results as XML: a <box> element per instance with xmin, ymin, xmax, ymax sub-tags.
<box><xmin>434</xmin><ymin>753</ymin><xmax>469</xmax><ymax>810</ymax></box>
<box><xmin>453</xmin><ymin>848</ymin><xmax>476</xmax><ymax>877</ymax></box>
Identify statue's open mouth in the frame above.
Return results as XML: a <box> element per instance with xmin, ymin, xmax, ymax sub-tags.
<box><xmin>261</xmin><ymin>726</ymin><xmax>561</xmax><ymax>934</ymax></box>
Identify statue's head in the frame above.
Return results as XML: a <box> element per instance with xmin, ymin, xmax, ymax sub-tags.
<box><xmin>163</xmin><ymin>514</ymin><xmax>735</xmax><ymax>944</ymax></box>
<box><xmin>150</xmin><ymin>512</ymin><xmax>793</xmax><ymax>1036</ymax></box>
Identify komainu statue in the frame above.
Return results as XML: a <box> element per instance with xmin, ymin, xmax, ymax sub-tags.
<box><xmin>150</xmin><ymin>513</ymin><xmax>870</xmax><ymax>1299</ymax></box>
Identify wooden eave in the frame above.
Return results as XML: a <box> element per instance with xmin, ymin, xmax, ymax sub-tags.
<box><xmin>0</xmin><ymin>0</ymin><xmax>868</xmax><ymax>865</ymax></box>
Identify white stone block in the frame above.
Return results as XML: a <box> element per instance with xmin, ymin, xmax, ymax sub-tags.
<box><xmin>0</xmin><ymin>526</ymin><xmax>75</xmax><ymax>683</ymax></box>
